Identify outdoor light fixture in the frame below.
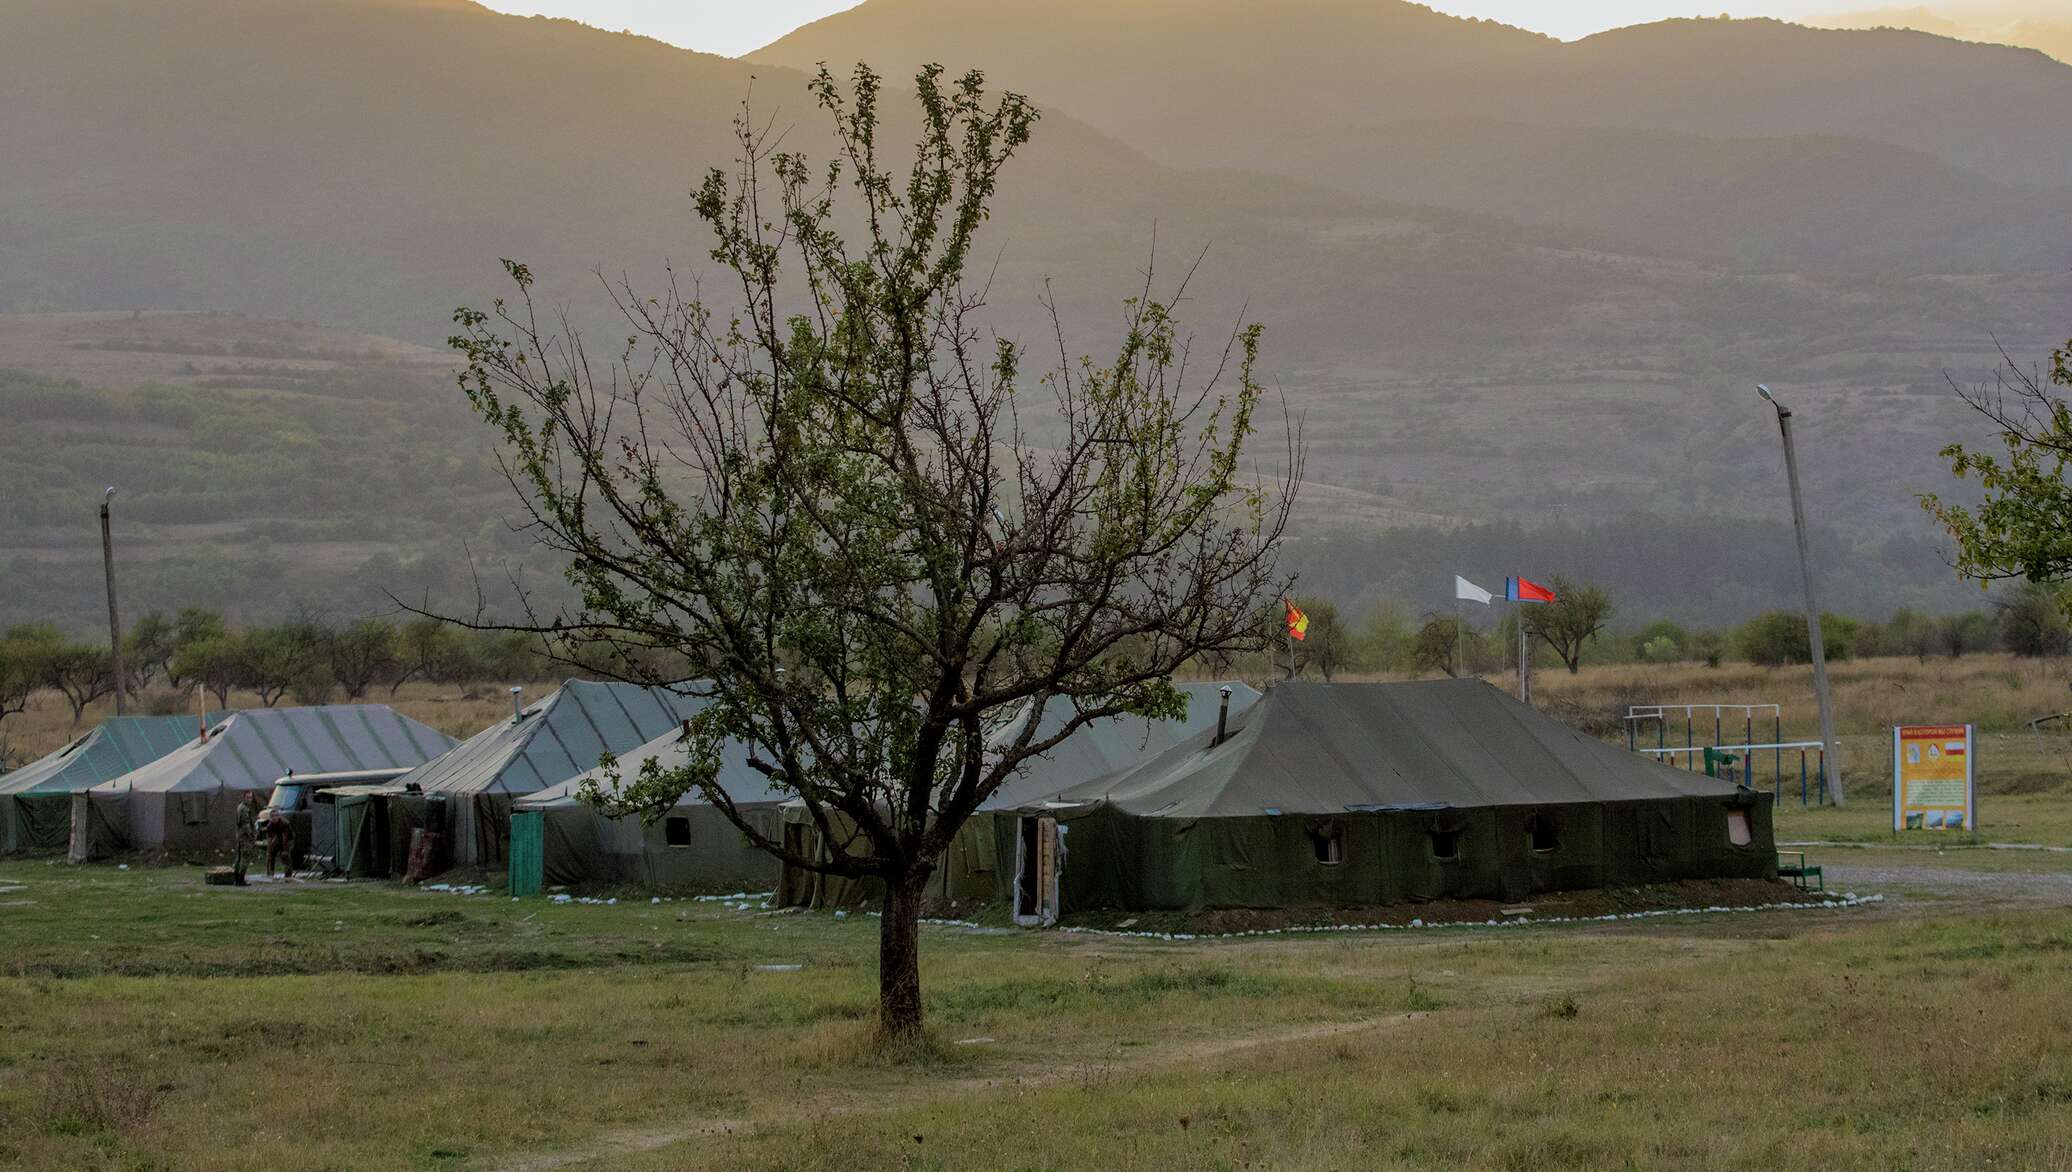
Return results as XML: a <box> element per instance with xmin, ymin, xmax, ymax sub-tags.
<box><xmin>99</xmin><ymin>485</ymin><xmax>126</xmax><ymax>714</ymax></box>
<box><xmin>1754</xmin><ymin>383</ymin><xmax>1844</xmax><ymax>804</ymax></box>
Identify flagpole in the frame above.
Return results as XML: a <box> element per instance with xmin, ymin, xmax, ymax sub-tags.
<box><xmin>1518</xmin><ymin>606</ymin><xmax>1528</xmax><ymax>702</ymax></box>
<box><xmin>1454</xmin><ymin>597</ymin><xmax>1463</xmax><ymax>679</ymax></box>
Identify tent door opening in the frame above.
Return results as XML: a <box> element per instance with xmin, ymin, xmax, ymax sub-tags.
<box><xmin>1013</xmin><ymin>815</ymin><xmax>1060</xmax><ymax>927</ymax></box>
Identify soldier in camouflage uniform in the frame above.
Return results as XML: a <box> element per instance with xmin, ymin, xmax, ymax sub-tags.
<box><xmin>234</xmin><ymin>791</ymin><xmax>262</xmax><ymax>884</ymax></box>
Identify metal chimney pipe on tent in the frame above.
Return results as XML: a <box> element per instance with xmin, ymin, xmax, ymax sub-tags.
<box><xmin>1214</xmin><ymin>685</ymin><xmax>1233</xmax><ymax>747</ymax></box>
<box><xmin>509</xmin><ymin>686</ymin><xmax>524</xmax><ymax>723</ymax></box>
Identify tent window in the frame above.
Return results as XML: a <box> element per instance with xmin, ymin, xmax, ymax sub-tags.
<box><xmin>1309</xmin><ymin>827</ymin><xmax>1343</xmax><ymax>866</ymax></box>
<box><xmin>664</xmin><ymin>816</ymin><xmax>692</xmax><ymax>847</ymax></box>
<box><xmin>179</xmin><ymin>792</ymin><xmax>209</xmax><ymax>826</ymax></box>
<box><xmin>1726</xmin><ymin>809</ymin><xmax>1753</xmax><ymax>848</ymax></box>
<box><xmin>1429</xmin><ymin>828</ymin><xmax>1461</xmax><ymax>861</ymax></box>
<box><xmin>1530</xmin><ymin>813</ymin><xmax>1559</xmax><ymax>854</ymax></box>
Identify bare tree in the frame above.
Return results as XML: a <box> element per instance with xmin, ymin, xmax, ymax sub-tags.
<box><xmin>448</xmin><ymin>64</ymin><xmax>1297</xmax><ymax>1043</ymax></box>
<box><xmin>1525</xmin><ymin>576</ymin><xmax>1613</xmax><ymax>674</ymax></box>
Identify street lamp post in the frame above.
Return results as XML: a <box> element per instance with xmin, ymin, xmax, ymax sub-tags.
<box><xmin>99</xmin><ymin>486</ymin><xmax>128</xmax><ymax>716</ymax></box>
<box><xmin>1756</xmin><ymin>386</ymin><xmax>1843</xmax><ymax>805</ymax></box>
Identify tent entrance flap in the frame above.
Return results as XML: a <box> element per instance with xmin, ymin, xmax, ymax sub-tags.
<box><xmin>509</xmin><ymin>810</ymin><xmax>544</xmax><ymax>896</ymax></box>
<box><xmin>1013</xmin><ymin>815</ymin><xmax>1060</xmax><ymax>927</ymax></box>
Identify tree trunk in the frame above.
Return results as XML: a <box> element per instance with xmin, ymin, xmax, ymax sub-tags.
<box><xmin>876</xmin><ymin>869</ymin><xmax>927</xmax><ymax>1043</ymax></box>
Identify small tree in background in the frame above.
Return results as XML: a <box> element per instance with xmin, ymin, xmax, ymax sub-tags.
<box><xmin>449</xmin><ymin>64</ymin><xmax>1295</xmax><ymax>1044</ymax></box>
<box><xmin>1630</xmin><ymin>619</ymin><xmax>1688</xmax><ymax>662</ymax></box>
<box><xmin>1885</xmin><ymin>608</ymin><xmax>1939</xmax><ymax>663</ymax></box>
<box><xmin>124</xmin><ymin>611</ymin><xmax>177</xmax><ymax>692</ymax></box>
<box><xmin>164</xmin><ymin>608</ymin><xmax>229</xmax><ymax>690</ymax></box>
<box><xmin>1413</xmin><ymin>614</ymin><xmax>1468</xmax><ymax>677</ymax></box>
<box><xmin>1997</xmin><ymin>582</ymin><xmax>2070</xmax><ymax>657</ymax></box>
<box><xmin>1690</xmin><ymin>630</ymin><xmax>1726</xmax><ymax>669</ymax></box>
<box><xmin>1524</xmin><ymin>576</ymin><xmax>1613</xmax><ymax>674</ymax></box>
<box><xmin>44</xmin><ymin>640</ymin><xmax>115</xmax><ymax>724</ymax></box>
<box><xmin>1937</xmin><ymin>610</ymin><xmax>1996</xmax><ymax>658</ymax></box>
<box><xmin>171</xmin><ymin>635</ymin><xmax>243</xmax><ymax>709</ymax></box>
<box><xmin>1286</xmin><ymin>597</ymin><xmax>1355</xmax><ymax>680</ymax></box>
<box><xmin>1356</xmin><ymin>598</ymin><xmax>1413</xmax><ymax>673</ymax></box>
<box><xmin>328</xmin><ymin>619</ymin><xmax>399</xmax><ymax>699</ymax></box>
<box><xmin>390</xmin><ymin>616</ymin><xmax>472</xmax><ymax>696</ymax></box>
<box><xmin>1738</xmin><ymin>610</ymin><xmax>1857</xmax><ymax>665</ymax></box>
<box><xmin>0</xmin><ymin>625</ymin><xmax>57</xmax><ymax>762</ymax></box>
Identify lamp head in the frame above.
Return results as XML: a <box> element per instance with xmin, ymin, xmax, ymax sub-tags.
<box><xmin>103</xmin><ymin>486</ymin><xmax>117</xmax><ymax>502</ymax></box>
<box><xmin>1218</xmin><ymin>684</ymin><xmax>1233</xmax><ymax>698</ymax></box>
<box><xmin>1754</xmin><ymin>384</ymin><xmax>1774</xmax><ymax>404</ymax></box>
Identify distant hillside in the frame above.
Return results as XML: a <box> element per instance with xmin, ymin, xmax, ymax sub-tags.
<box><xmin>754</xmin><ymin>1</ymin><xmax>2072</xmax><ymax>183</ymax></box>
<box><xmin>752</xmin><ymin>1</ymin><xmax>2072</xmax><ymax>271</ymax></box>
<box><xmin>0</xmin><ymin>0</ymin><xmax>2062</xmax><ymax>629</ymax></box>
<box><xmin>1822</xmin><ymin>4</ymin><xmax>2072</xmax><ymax>64</ymax></box>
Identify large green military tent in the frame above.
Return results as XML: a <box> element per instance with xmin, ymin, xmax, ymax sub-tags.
<box><xmin>774</xmin><ymin>682</ymin><xmax>1260</xmax><ymax>909</ymax></box>
<box><xmin>999</xmin><ymin>680</ymin><xmax>1775</xmax><ymax>919</ymax></box>
<box><xmin>70</xmin><ymin>706</ymin><xmax>454</xmax><ymax>860</ymax></box>
<box><xmin>514</xmin><ymin>722</ymin><xmax>789</xmax><ymax>889</ymax></box>
<box><xmin>398</xmin><ymin>680</ymin><xmax>706</xmax><ymax>867</ymax></box>
<box><xmin>1</xmin><ymin>714</ymin><xmax>225</xmax><ymax>852</ymax></box>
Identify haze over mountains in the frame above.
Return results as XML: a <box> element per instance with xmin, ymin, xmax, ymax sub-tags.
<box><xmin>754</xmin><ymin>0</ymin><xmax>2072</xmax><ymax>271</ymax></box>
<box><xmin>1</xmin><ymin>0</ymin><xmax>2066</xmax><ymax>629</ymax></box>
<box><xmin>1822</xmin><ymin>3</ymin><xmax>2072</xmax><ymax>63</ymax></box>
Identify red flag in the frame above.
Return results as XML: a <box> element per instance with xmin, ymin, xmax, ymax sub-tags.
<box><xmin>1284</xmin><ymin>598</ymin><xmax>1309</xmax><ymax>641</ymax></box>
<box><xmin>1507</xmin><ymin>576</ymin><xmax>1557</xmax><ymax>604</ymax></box>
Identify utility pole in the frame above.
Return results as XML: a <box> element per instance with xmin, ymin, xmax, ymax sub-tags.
<box><xmin>100</xmin><ymin>486</ymin><xmax>127</xmax><ymax>716</ymax></box>
<box><xmin>1757</xmin><ymin>386</ymin><xmax>1843</xmax><ymax>804</ymax></box>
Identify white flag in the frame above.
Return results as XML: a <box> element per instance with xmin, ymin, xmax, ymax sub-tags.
<box><xmin>1454</xmin><ymin>575</ymin><xmax>1493</xmax><ymax>605</ymax></box>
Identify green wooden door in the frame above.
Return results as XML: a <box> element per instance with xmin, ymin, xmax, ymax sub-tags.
<box><xmin>509</xmin><ymin>809</ymin><xmax>544</xmax><ymax>897</ymax></box>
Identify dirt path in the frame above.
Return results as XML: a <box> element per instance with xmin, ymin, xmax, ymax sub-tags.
<box><xmin>484</xmin><ymin>1012</ymin><xmax>1430</xmax><ymax>1172</ymax></box>
<box><xmin>1825</xmin><ymin>861</ymin><xmax>2072</xmax><ymax>903</ymax></box>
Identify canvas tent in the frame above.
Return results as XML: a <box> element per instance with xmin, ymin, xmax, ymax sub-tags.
<box><xmin>999</xmin><ymin>680</ymin><xmax>1776</xmax><ymax>918</ymax></box>
<box><xmin>514</xmin><ymin>722</ymin><xmax>790</xmax><ymax>889</ymax></box>
<box><xmin>979</xmin><ymin>682</ymin><xmax>1263</xmax><ymax>812</ymax></box>
<box><xmin>775</xmin><ymin>682</ymin><xmax>1261</xmax><ymax>909</ymax></box>
<box><xmin>69</xmin><ymin>706</ymin><xmax>454</xmax><ymax>860</ymax></box>
<box><xmin>398</xmin><ymin>680</ymin><xmax>707</xmax><ymax>867</ymax></box>
<box><xmin>1</xmin><ymin>714</ymin><xmax>225</xmax><ymax>852</ymax></box>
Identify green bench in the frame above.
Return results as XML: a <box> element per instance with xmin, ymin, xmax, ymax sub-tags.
<box><xmin>1777</xmin><ymin>850</ymin><xmax>1823</xmax><ymax>892</ymax></box>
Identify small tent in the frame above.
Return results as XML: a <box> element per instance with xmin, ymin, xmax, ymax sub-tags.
<box><xmin>1</xmin><ymin>714</ymin><xmax>226</xmax><ymax>852</ymax></box>
<box><xmin>775</xmin><ymin>682</ymin><xmax>1261</xmax><ymax>909</ymax></box>
<box><xmin>514</xmin><ymin>722</ymin><xmax>790</xmax><ymax>889</ymax></box>
<box><xmin>999</xmin><ymin>680</ymin><xmax>1775</xmax><ymax>918</ymax></box>
<box><xmin>70</xmin><ymin>706</ymin><xmax>454</xmax><ymax>860</ymax></box>
<box><xmin>398</xmin><ymin>680</ymin><xmax>707</xmax><ymax>867</ymax></box>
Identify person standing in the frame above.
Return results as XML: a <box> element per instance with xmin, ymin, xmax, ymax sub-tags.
<box><xmin>265</xmin><ymin>807</ymin><xmax>293</xmax><ymax>878</ymax></box>
<box><xmin>234</xmin><ymin>791</ymin><xmax>261</xmax><ymax>885</ymax></box>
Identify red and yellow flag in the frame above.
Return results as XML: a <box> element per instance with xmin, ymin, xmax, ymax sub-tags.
<box><xmin>1284</xmin><ymin>598</ymin><xmax>1309</xmax><ymax>641</ymax></box>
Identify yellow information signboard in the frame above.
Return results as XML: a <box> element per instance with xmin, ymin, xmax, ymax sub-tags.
<box><xmin>1892</xmin><ymin>723</ymin><xmax>1974</xmax><ymax>831</ymax></box>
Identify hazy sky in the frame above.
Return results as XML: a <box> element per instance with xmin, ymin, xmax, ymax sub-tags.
<box><xmin>479</xmin><ymin>2</ymin><xmax>1848</xmax><ymax>58</ymax></box>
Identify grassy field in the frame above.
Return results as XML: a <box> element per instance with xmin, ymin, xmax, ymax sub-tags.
<box><xmin>2</xmin><ymin>852</ymin><xmax>2069</xmax><ymax>1171</ymax></box>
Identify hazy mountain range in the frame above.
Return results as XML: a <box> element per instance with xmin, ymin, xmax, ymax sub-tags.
<box><xmin>0</xmin><ymin>0</ymin><xmax>2066</xmax><ymax>630</ymax></box>
<box><xmin>1821</xmin><ymin>3</ymin><xmax>2072</xmax><ymax>63</ymax></box>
